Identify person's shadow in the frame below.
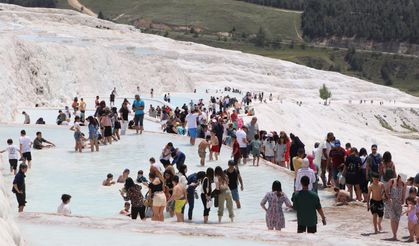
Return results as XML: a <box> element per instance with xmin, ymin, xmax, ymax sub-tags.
<box><xmin>361</xmin><ymin>231</ymin><xmax>387</xmax><ymax>237</ymax></box>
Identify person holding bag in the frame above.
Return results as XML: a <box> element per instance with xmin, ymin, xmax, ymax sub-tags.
<box><xmin>201</xmin><ymin>167</ymin><xmax>214</xmax><ymax>223</ymax></box>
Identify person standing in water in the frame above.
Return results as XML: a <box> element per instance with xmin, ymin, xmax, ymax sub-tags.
<box><xmin>132</xmin><ymin>95</ymin><xmax>145</xmax><ymax>134</ymax></box>
<box><xmin>292</xmin><ymin>176</ymin><xmax>326</xmax><ymax>233</ymax></box>
<box><xmin>119</xmin><ymin>101</ymin><xmax>130</xmax><ymax>136</ymax></box>
<box><xmin>70</xmin><ymin>116</ymin><xmax>83</xmax><ymax>152</ymax></box>
<box><xmin>120</xmin><ymin>177</ymin><xmax>145</xmax><ymax>220</ymax></box>
<box><xmin>185</xmin><ymin>109</ymin><xmax>199</xmax><ymax>145</ymax></box>
<box><xmin>22</xmin><ymin>111</ymin><xmax>30</xmax><ymax>124</ymax></box>
<box><xmin>261</xmin><ymin>180</ymin><xmax>292</xmax><ymax>231</ymax></box>
<box><xmin>0</xmin><ymin>139</ymin><xmax>20</xmax><ymax>175</ymax></box>
<box><xmin>225</xmin><ymin>160</ymin><xmax>244</xmax><ymax>209</ymax></box>
<box><xmin>19</xmin><ymin>130</ymin><xmax>32</xmax><ymax>168</ymax></box>
<box><xmin>168</xmin><ymin>176</ymin><xmax>187</xmax><ymax>222</ymax></box>
<box><xmin>79</xmin><ymin>98</ymin><xmax>86</xmax><ymax>123</ymax></box>
<box><xmin>215</xmin><ymin>166</ymin><xmax>234</xmax><ymax>223</ymax></box>
<box><xmin>87</xmin><ymin>116</ymin><xmax>99</xmax><ymax>152</ymax></box>
<box><xmin>13</xmin><ymin>163</ymin><xmax>28</xmax><ymax>212</ymax></box>
<box><xmin>201</xmin><ymin>167</ymin><xmax>214</xmax><ymax>223</ymax></box>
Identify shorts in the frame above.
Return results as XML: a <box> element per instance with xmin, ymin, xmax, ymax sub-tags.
<box><xmin>152</xmin><ymin>192</ymin><xmax>167</xmax><ymax>207</ymax></box>
<box><xmin>239</xmin><ymin>147</ymin><xmax>248</xmax><ymax>158</ymax></box>
<box><xmin>233</xmin><ymin>155</ymin><xmax>240</xmax><ymax>165</ymax></box>
<box><xmin>230</xmin><ymin>188</ymin><xmax>240</xmax><ymax>201</ymax></box>
<box><xmin>370</xmin><ymin>199</ymin><xmax>384</xmax><ymax>217</ymax></box>
<box><xmin>211</xmin><ymin>145</ymin><xmax>220</xmax><ymax>153</ymax></box>
<box><xmin>198</xmin><ymin>150</ymin><xmax>206</xmax><ymax>159</ymax></box>
<box><xmin>22</xmin><ymin>152</ymin><xmax>32</xmax><ymax>161</ymax></box>
<box><xmin>15</xmin><ymin>192</ymin><xmax>26</xmax><ymax>207</ymax></box>
<box><xmin>252</xmin><ymin>150</ymin><xmax>260</xmax><ymax>157</ymax></box>
<box><xmin>298</xmin><ymin>225</ymin><xmax>317</xmax><ymax>233</ymax></box>
<box><xmin>134</xmin><ymin>114</ymin><xmax>144</xmax><ymax>127</ymax></box>
<box><xmin>9</xmin><ymin>159</ymin><xmax>18</xmax><ymax>170</ymax></box>
<box><xmin>74</xmin><ymin>131</ymin><xmax>82</xmax><ymax>141</ymax></box>
<box><xmin>175</xmin><ymin>199</ymin><xmax>187</xmax><ymax>213</ymax></box>
<box><xmin>188</xmin><ymin>128</ymin><xmax>197</xmax><ymax>139</ymax></box>
<box><xmin>104</xmin><ymin>126</ymin><xmax>112</xmax><ymax>137</ymax></box>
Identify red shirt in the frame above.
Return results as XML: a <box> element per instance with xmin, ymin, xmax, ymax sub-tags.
<box><xmin>330</xmin><ymin>147</ymin><xmax>346</xmax><ymax>168</ymax></box>
<box><xmin>233</xmin><ymin>141</ymin><xmax>240</xmax><ymax>158</ymax></box>
<box><xmin>231</xmin><ymin>112</ymin><xmax>238</xmax><ymax>122</ymax></box>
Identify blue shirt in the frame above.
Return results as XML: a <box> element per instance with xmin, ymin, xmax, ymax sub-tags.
<box><xmin>132</xmin><ymin>100</ymin><xmax>145</xmax><ymax>115</ymax></box>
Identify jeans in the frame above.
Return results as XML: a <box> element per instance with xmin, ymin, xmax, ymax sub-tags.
<box><xmin>187</xmin><ymin>192</ymin><xmax>195</xmax><ymax>220</ymax></box>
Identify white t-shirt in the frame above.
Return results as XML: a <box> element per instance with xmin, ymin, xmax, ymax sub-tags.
<box><xmin>313</xmin><ymin>147</ymin><xmax>322</xmax><ymax>166</ymax></box>
<box><xmin>7</xmin><ymin>145</ymin><xmax>19</xmax><ymax>160</ymax></box>
<box><xmin>236</xmin><ymin>129</ymin><xmax>247</xmax><ymax>148</ymax></box>
<box><xmin>321</xmin><ymin>141</ymin><xmax>332</xmax><ymax>160</ymax></box>
<box><xmin>185</xmin><ymin>113</ymin><xmax>198</xmax><ymax>129</ymax></box>
<box><xmin>57</xmin><ymin>203</ymin><xmax>71</xmax><ymax>216</ymax></box>
<box><xmin>263</xmin><ymin>140</ymin><xmax>275</xmax><ymax>157</ymax></box>
<box><xmin>295</xmin><ymin>168</ymin><xmax>316</xmax><ymax>191</ymax></box>
<box><xmin>19</xmin><ymin>136</ymin><xmax>32</xmax><ymax>153</ymax></box>
<box><xmin>152</xmin><ymin>163</ymin><xmax>164</xmax><ymax>173</ymax></box>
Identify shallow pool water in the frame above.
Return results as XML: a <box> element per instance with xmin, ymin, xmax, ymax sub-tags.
<box><xmin>0</xmin><ymin>123</ymin><xmax>305</xmax><ymax>223</ymax></box>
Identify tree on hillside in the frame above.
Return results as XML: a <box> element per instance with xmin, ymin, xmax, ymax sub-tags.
<box><xmin>319</xmin><ymin>84</ymin><xmax>332</xmax><ymax>105</ymax></box>
<box><xmin>255</xmin><ymin>27</ymin><xmax>266</xmax><ymax>47</ymax></box>
<box><xmin>98</xmin><ymin>11</ymin><xmax>105</xmax><ymax>20</ymax></box>
<box><xmin>380</xmin><ymin>61</ymin><xmax>393</xmax><ymax>86</ymax></box>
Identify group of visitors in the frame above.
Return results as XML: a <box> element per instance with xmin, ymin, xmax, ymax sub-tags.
<box><xmin>3</xmin><ymin>88</ymin><xmax>419</xmax><ymax>243</ymax></box>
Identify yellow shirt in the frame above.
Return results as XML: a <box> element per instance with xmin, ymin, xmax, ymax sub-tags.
<box><xmin>79</xmin><ymin>101</ymin><xmax>86</xmax><ymax>111</ymax></box>
<box><xmin>293</xmin><ymin>157</ymin><xmax>303</xmax><ymax>173</ymax></box>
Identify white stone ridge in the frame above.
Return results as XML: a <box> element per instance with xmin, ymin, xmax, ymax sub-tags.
<box><xmin>1</xmin><ymin>3</ymin><xmax>418</xmax><ymax>123</ymax></box>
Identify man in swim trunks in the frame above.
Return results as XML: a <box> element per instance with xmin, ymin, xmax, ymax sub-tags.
<box><xmin>367</xmin><ymin>173</ymin><xmax>385</xmax><ymax>234</ymax></box>
<box><xmin>168</xmin><ymin>176</ymin><xmax>187</xmax><ymax>222</ymax></box>
<box><xmin>198</xmin><ymin>135</ymin><xmax>211</xmax><ymax>166</ymax></box>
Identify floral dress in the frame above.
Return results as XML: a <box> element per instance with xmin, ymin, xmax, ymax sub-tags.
<box><xmin>260</xmin><ymin>192</ymin><xmax>291</xmax><ymax>229</ymax></box>
<box><xmin>387</xmin><ymin>185</ymin><xmax>404</xmax><ymax>221</ymax></box>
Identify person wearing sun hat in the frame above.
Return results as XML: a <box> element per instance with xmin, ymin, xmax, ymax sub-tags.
<box><xmin>295</xmin><ymin>158</ymin><xmax>316</xmax><ymax>192</ymax></box>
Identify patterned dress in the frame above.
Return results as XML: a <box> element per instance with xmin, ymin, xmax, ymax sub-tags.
<box><xmin>260</xmin><ymin>192</ymin><xmax>291</xmax><ymax>230</ymax></box>
<box><xmin>387</xmin><ymin>185</ymin><xmax>403</xmax><ymax>221</ymax></box>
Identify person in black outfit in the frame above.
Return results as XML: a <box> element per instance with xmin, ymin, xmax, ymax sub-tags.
<box><xmin>119</xmin><ymin>102</ymin><xmax>130</xmax><ymax>135</ymax></box>
<box><xmin>225</xmin><ymin>160</ymin><xmax>244</xmax><ymax>208</ymax></box>
<box><xmin>289</xmin><ymin>133</ymin><xmax>305</xmax><ymax>171</ymax></box>
<box><xmin>13</xmin><ymin>163</ymin><xmax>28</xmax><ymax>212</ymax></box>
<box><xmin>213</xmin><ymin>119</ymin><xmax>224</xmax><ymax>151</ymax></box>
<box><xmin>201</xmin><ymin>168</ymin><xmax>214</xmax><ymax>223</ymax></box>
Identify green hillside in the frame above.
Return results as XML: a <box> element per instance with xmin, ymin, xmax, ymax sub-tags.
<box><xmin>55</xmin><ymin>0</ymin><xmax>419</xmax><ymax>96</ymax></box>
<box><xmin>57</xmin><ymin>0</ymin><xmax>301</xmax><ymax>41</ymax></box>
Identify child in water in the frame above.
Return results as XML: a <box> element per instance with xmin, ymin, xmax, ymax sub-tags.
<box><xmin>103</xmin><ymin>173</ymin><xmax>116</xmax><ymax>186</ymax></box>
<box><xmin>120</xmin><ymin>202</ymin><xmax>131</xmax><ymax>216</ymax></box>
<box><xmin>136</xmin><ymin>170</ymin><xmax>148</xmax><ymax>183</ymax></box>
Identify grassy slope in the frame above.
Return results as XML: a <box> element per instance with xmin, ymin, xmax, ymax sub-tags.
<box><xmin>57</xmin><ymin>0</ymin><xmax>301</xmax><ymax>40</ymax></box>
<box><xmin>56</xmin><ymin>0</ymin><xmax>419</xmax><ymax>96</ymax></box>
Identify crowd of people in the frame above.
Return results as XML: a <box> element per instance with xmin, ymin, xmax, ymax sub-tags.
<box><xmin>2</xmin><ymin>88</ymin><xmax>419</xmax><ymax>242</ymax></box>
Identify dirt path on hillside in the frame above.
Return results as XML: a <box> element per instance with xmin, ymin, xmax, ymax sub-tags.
<box><xmin>67</xmin><ymin>0</ymin><xmax>96</xmax><ymax>17</ymax></box>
